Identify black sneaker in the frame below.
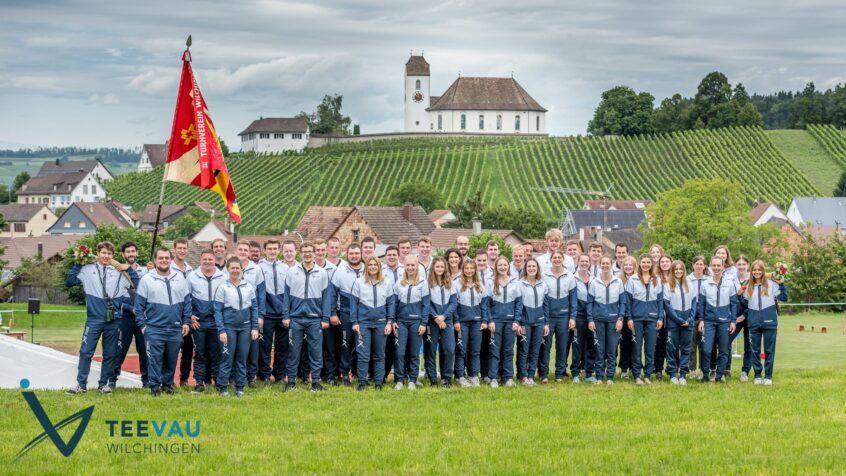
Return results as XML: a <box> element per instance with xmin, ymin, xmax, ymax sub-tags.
<box><xmin>700</xmin><ymin>377</ymin><xmax>709</xmax><ymax>384</ymax></box>
<box><xmin>192</xmin><ymin>384</ymin><xmax>205</xmax><ymax>394</ymax></box>
<box><xmin>327</xmin><ymin>379</ymin><xmax>338</xmax><ymax>387</ymax></box>
<box><xmin>151</xmin><ymin>387</ymin><xmax>161</xmax><ymax>397</ymax></box>
<box><xmin>311</xmin><ymin>383</ymin><xmax>325</xmax><ymax>392</ymax></box>
<box><xmin>343</xmin><ymin>376</ymin><xmax>352</xmax><ymax>387</ymax></box>
<box><xmin>162</xmin><ymin>385</ymin><xmax>175</xmax><ymax>395</ymax></box>
<box><xmin>247</xmin><ymin>380</ymin><xmax>258</xmax><ymax>389</ymax></box>
<box><xmin>429</xmin><ymin>379</ymin><xmax>438</xmax><ymax>387</ymax></box>
<box><xmin>375</xmin><ymin>384</ymin><xmax>383</xmax><ymax>391</ymax></box>
<box><xmin>98</xmin><ymin>385</ymin><xmax>112</xmax><ymax>395</ymax></box>
<box><xmin>284</xmin><ymin>383</ymin><xmax>296</xmax><ymax>392</ymax></box>
<box><xmin>443</xmin><ymin>380</ymin><xmax>452</xmax><ymax>388</ymax></box>
<box><xmin>357</xmin><ymin>383</ymin><xmax>367</xmax><ymax>391</ymax></box>
<box><xmin>66</xmin><ymin>385</ymin><xmax>87</xmax><ymax>395</ymax></box>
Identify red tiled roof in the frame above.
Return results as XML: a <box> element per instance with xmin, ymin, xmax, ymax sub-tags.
<box><xmin>239</xmin><ymin>117</ymin><xmax>308</xmax><ymax>136</ymax></box>
<box><xmin>406</xmin><ymin>55</ymin><xmax>430</xmax><ymax>76</ymax></box>
<box><xmin>428</xmin><ymin>77</ymin><xmax>546</xmax><ymax>112</ymax></box>
<box><xmin>295</xmin><ymin>207</ymin><xmax>354</xmax><ymax>241</ymax></box>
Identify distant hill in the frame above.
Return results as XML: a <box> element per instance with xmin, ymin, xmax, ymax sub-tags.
<box><xmin>105</xmin><ymin>125</ymin><xmax>842</xmax><ymax>234</ymax></box>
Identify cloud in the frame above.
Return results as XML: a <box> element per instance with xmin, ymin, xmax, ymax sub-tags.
<box><xmin>88</xmin><ymin>92</ymin><xmax>120</xmax><ymax>105</ymax></box>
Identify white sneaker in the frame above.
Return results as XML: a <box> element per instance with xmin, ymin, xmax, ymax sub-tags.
<box><xmin>483</xmin><ymin>377</ymin><xmax>491</xmax><ymax>384</ymax></box>
<box><xmin>740</xmin><ymin>371</ymin><xmax>749</xmax><ymax>382</ymax></box>
<box><xmin>754</xmin><ymin>378</ymin><xmax>763</xmax><ymax>385</ymax></box>
<box><xmin>458</xmin><ymin>377</ymin><xmax>471</xmax><ymax>388</ymax></box>
<box><xmin>394</xmin><ymin>382</ymin><xmax>403</xmax><ymax>391</ymax></box>
<box><xmin>504</xmin><ymin>379</ymin><xmax>515</xmax><ymax>387</ymax></box>
<box><xmin>526</xmin><ymin>378</ymin><xmax>535</xmax><ymax>386</ymax></box>
<box><xmin>670</xmin><ymin>377</ymin><xmax>679</xmax><ymax>385</ymax></box>
<box><xmin>408</xmin><ymin>382</ymin><xmax>416</xmax><ymax>391</ymax></box>
<box><xmin>763</xmin><ymin>379</ymin><xmax>772</xmax><ymax>386</ymax></box>
<box><xmin>470</xmin><ymin>376</ymin><xmax>480</xmax><ymax>387</ymax></box>
<box><xmin>572</xmin><ymin>376</ymin><xmax>581</xmax><ymax>384</ymax></box>
<box><xmin>679</xmin><ymin>377</ymin><xmax>687</xmax><ymax>385</ymax></box>
<box><xmin>490</xmin><ymin>379</ymin><xmax>499</xmax><ymax>388</ymax></box>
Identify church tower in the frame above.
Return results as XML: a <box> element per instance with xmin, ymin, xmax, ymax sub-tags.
<box><xmin>404</xmin><ymin>53</ymin><xmax>430</xmax><ymax>132</ymax></box>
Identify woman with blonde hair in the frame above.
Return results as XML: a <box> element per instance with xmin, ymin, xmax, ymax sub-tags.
<box><xmin>587</xmin><ymin>255</ymin><xmax>625</xmax><ymax>384</ymax></box>
<box><xmin>350</xmin><ymin>256</ymin><xmax>396</xmax><ymax>391</ymax></box>
<box><xmin>486</xmin><ymin>256</ymin><xmax>522</xmax><ymax>387</ymax></box>
<box><xmin>617</xmin><ymin>255</ymin><xmax>638</xmax><ymax>379</ymax></box>
<box><xmin>741</xmin><ymin>261</ymin><xmax>787</xmax><ymax>385</ymax></box>
<box><xmin>454</xmin><ymin>259</ymin><xmax>490</xmax><ymax>387</ymax></box>
<box><xmin>515</xmin><ymin>258</ymin><xmax>549</xmax><ymax>386</ymax></box>
<box><xmin>393</xmin><ymin>255</ymin><xmax>431</xmax><ymax>390</ymax></box>
<box><xmin>663</xmin><ymin>260</ymin><xmax>696</xmax><ymax>385</ymax></box>
<box><xmin>625</xmin><ymin>255</ymin><xmax>664</xmax><ymax>385</ymax></box>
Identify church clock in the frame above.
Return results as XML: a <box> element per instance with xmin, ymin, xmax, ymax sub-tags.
<box><xmin>413</xmin><ymin>91</ymin><xmax>424</xmax><ymax>103</ymax></box>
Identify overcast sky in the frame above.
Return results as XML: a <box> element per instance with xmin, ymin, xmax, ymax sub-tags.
<box><xmin>1</xmin><ymin>0</ymin><xmax>845</xmax><ymax>150</ymax></box>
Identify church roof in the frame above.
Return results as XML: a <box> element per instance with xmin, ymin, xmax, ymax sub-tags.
<box><xmin>239</xmin><ymin>117</ymin><xmax>309</xmax><ymax>136</ymax></box>
<box><xmin>427</xmin><ymin>77</ymin><xmax>547</xmax><ymax>112</ymax></box>
<box><xmin>406</xmin><ymin>55</ymin><xmax>430</xmax><ymax>76</ymax></box>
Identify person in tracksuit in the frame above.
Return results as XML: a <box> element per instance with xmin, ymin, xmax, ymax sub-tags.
<box><xmin>625</xmin><ymin>255</ymin><xmax>664</xmax><ymax>385</ymax></box>
<box><xmin>329</xmin><ymin>244</ymin><xmax>364</xmax><ymax>386</ymax></box>
<box><xmin>283</xmin><ymin>241</ymin><xmax>333</xmax><ymax>392</ymax></box>
<box><xmin>426</xmin><ymin>257</ymin><xmax>457</xmax><ymax>387</ymax></box>
<box><xmin>171</xmin><ymin>238</ymin><xmax>194</xmax><ymax>387</ymax></box>
<box><xmin>663</xmin><ymin>260</ymin><xmax>697</xmax><ymax>385</ymax></box>
<box><xmin>486</xmin><ymin>256</ymin><xmax>522</xmax><ymax>388</ymax></box>
<box><xmin>393</xmin><ymin>255</ymin><xmax>430</xmax><ymax>390</ymax></box>
<box><xmin>587</xmin><ymin>256</ymin><xmax>626</xmax><ymax>385</ymax></box>
<box><xmin>515</xmin><ymin>258</ymin><xmax>549</xmax><ymax>386</ymax></box>
<box><xmin>697</xmin><ymin>256</ymin><xmax>739</xmax><ymax>384</ymax></box>
<box><xmin>688</xmin><ymin>256</ymin><xmax>710</xmax><ymax>378</ymax></box>
<box><xmin>66</xmin><ymin>241</ymin><xmax>138</xmax><ymax>395</ymax></box>
<box><xmin>454</xmin><ymin>259</ymin><xmax>490</xmax><ymax>387</ymax></box>
<box><xmin>727</xmin><ymin>255</ymin><xmax>752</xmax><ymax>381</ymax></box>
<box><xmin>653</xmin><ymin>254</ymin><xmax>673</xmax><ymax>380</ymax></box>
<box><xmin>539</xmin><ymin>251</ymin><xmax>578</xmax><ymax>383</ymax></box>
<box><xmin>186</xmin><ymin>249</ymin><xmax>226</xmax><ymax>393</ymax></box>
<box><xmin>230</xmin><ymin>240</ymin><xmax>266</xmax><ymax>388</ymax></box>
<box><xmin>351</xmin><ymin>256</ymin><xmax>395</xmax><ymax>391</ymax></box>
<box><xmin>617</xmin><ymin>255</ymin><xmax>637</xmax><ymax>379</ymax></box>
<box><xmin>571</xmin><ymin>254</ymin><xmax>595</xmax><ymax>381</ymax></box>
<box><xmin>741</xmin><ymin>260</ymin><xmax>787</xmax><ymax>385</ymax></box>
<box><xmin>214</xmin><ymin>257</ymin><xmax>260</xmax><ymax>397</ymax></box>
<box><xmin>110</xmin><ymin>241</ymin><xmax>146</xmax><ymax>390</ymax></box>
<box><xmin>135</xmin><ymin>248</ymin><xmax>192</xmax><ymax>396</ymax></box>
<box><xmin>258</xmin><ymin>239</ymin><xmax>290</xmax><ymax>384</ymax></box>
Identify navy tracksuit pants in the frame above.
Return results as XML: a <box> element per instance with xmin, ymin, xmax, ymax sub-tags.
<box><xmin>749</xmin><ymin>327</ymin><xmax>777</xmax><ymax>379</ymax></box>
<box><xmin>260</xmin><ymin>317</ymin><xmax>288</xmax><ymax>381</ymax></box>
<box><xmin>425</xmin><ymin>320</ymin><xmax>455</xmax><ymax>382</ymax></box>
<box><xmin>395</xmin><ymin>321</ymin><xmax>423</xmax><ymax>383</ymax></box>
<box><xmin>355</xmin><ymin>326</ymin><xmax>387</xmax><ymax>385</ymax></box>
<box><xmin>324</xmin><ymin>315</ymin><xmax>355</xmax><ymax>379</ymax></box>
<box><xmin>654</xmin><ymin>326</ymin><xmax>668</xmax><ymax>376</ymax></box>
<box><xmin>728</xmin><ymin>318</ymin><xmax>753</xmax><ymax>374</ymax></box>
<box><xmin>593</xmin><ymin>321</ymin><xmax>621</xmax><ymax>380</ymax></box>
<box><xmin>666</xmin><ymin>325</ymin><xmax>693</xmax><ymax>378</ymax></box>
<box><xmin>78</xmin><ymin>317</ymin><xmax>119</xmax><ymax>389</ymax></box>
<box><xmin>701</xmin><ymin>321</ymin><xmax>730</xmax><ymax>379</ymax></box>
<box><xmin>618</xmin><ymin>324</ymin><xmax>633</xmax><ymax>373</ymax></box>
<box><xmin>217</xmin><ymin>328</ymin><xmax>250</xmax><ymax>391</ymax></box>
<box><xmin>519</xmin><ymin>324</ymin><xmax>545</xmax><ymax>379</ymax></box>
<box><xmin>145</xmin><ymin>327</ymin><xmax>182</xmax><ymax>389</ymax></box>
<box><xmin>538</xmin><ymin>318</ymin><xmax>570</xmax><ymax>380</ymax></box>
<box><xmin>179</xmin><ymin>330</ymin><xmax>193</xmax><ymax>383</ymax></box>
<box><xmin>569</xmin><ymin>319</ymin><xmax>596</xmax><ymax>376</ymax></box>
<box><xmin>111</xmin><ymin>315</ymin><xmax>147</xmax><ymax>387</ymax></box>
<box><xmin>454</xmin><ymin>321</ymin><xmax>482</xmax><ymax>379</ymax></box>
<box><xmin>487</xmin><ymin>321</ymin><xmax>516</xmax><ymax>380</ymax></box>
<box><xmin>287</xmin><ymin>319</ymin><xmax>323</xmax><ymax>383</ymax></box>
<box><xmin>631</xmin><ymin>320</ymin><xmax>658</xmax><ymax>379</ymax></box>
<box><xmin>192</xmin><ymin>326</ymin><xmax>220</xmax><ymax>385</ymax></box>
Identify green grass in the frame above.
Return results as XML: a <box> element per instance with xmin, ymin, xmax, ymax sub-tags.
<box><xmin>1</xmin><ymin>308</ymin><xmax>845</xmax><ymax>473</ymax></box>
<box><xmin>0</xmin><ymin>155</ymin><xmax>137</xmax><ymax>180</ymax></box>
<box><xmin>766</xmin><ymin>129</ymin><xmax>843</xmax><ymax>194</ymax></box>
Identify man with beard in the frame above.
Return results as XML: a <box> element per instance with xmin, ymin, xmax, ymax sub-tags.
<box><xmin>249</xmin><ymin>241</ymin><xmax>262</xmax><ymax>263</ymax></box>
<box><xmin>455</xmin><ymin>235</ymin><xmax>470</xmax><ymax>258</ymax></box>
<box><xmin>135</xmin><ymin>248</ymin><xmax>191</xmax><ymax>396</ymax></box>
<box><xmin>186</xmin><ymin>249</ymin><xmax>226</xmax><ymax>392</ymax></box>
<box><xmin>109</xmin><ymin>241</ymin><xmax>148</xmax><ymax>390</ymax></box>
<box><xmin>328</xmin><ymin>243</ymin><xmax>364</xmax><ymax>386</ymax></box>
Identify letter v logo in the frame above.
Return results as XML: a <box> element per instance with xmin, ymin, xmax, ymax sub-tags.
<box><xmin>13</xmin><ymin>379</ymin><xmax>95</xmax><ymax>463</ymax></box>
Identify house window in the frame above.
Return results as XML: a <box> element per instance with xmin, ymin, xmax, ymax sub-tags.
<box><xmin>479</xmin><ymin>114</ymin><xmax>484</xmax><ymax>130</ymax></box>
<box><xmin>42</xmin><ymin>214</ymin><xmax>47</xmax><ymax>220</ymax></box>
<box><xmin>83</xmin><ymin>185</ymin><xmax>88</xmax><ymax>194</ymax></box>
<box><xmin>536</xmin><ymin>116</ymin><xmax>540</xmax><ymax>131</ymax></box>
<box><xmin>92</xmin><ymin>185</ymin><xmax>97</xmax><ymax>194</ymax></box>
<box><xmin>259</xmin><ymin>133</ymin><xmax>270</xmax><ymax>139</ymax></box>
<box><xmin>460</xmin><ymin>114</ymin><xmax>466</xmax><ymax>130</ymax></box>
<box><xmin>79</xmin><ymin>221</ymin><xmax>86</xmax><ymax>228</ymax></box>
<box><xmin>64</xmin><ymin>221</ymin><xmax>71</xmax><ymax>228</ymax></box>
<box><xmin>515</xmin><ymin>115</ymin><xmax>521</xmax><ymax>131</ymax></box>
<box><xmin>291</xmin><ymin>133</ymin><xmax>302</xmax><ymax>140</ymax></box>
<box><xmin>415</xmin><ymin>79</ymin><xmax>421</xmax><ymax>89</ymax></box>
<box><xmin>274</xmin><ymin>133</ymin><xmax>284</xmax><ymax>139</ymax></box>
<box><xmin>497</xmin><ymin>114</ymin><xmax>502</xmax><ymax>131</ymax></box>
<box><xmin>352</xmin><ymin>229</ymin><xmax>360</xmax><ymax>242</ymax></box>
<box><xmin>14</xmin><ymin>223</ymin><xmax>25</xmax><ymax>233</ymax></box>
<box><xmin>437</xmin><ymin>114</ymin><xmax>442</xmax><ymax>130</ymax></box>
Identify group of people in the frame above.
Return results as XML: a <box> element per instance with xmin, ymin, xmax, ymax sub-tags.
<box><xmin>65</xmin><ymin>229</ymin><xmax>787</xmax><ymax>397</ymax></box>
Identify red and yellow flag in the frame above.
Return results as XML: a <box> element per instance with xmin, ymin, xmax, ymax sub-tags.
<box><xmin>165</xmin><ymin>49</ymin><xmax>241</xmax><ymax>223</ymax></box>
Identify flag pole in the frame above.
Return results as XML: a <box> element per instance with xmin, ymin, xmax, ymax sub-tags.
<box><xmin>149</xmin><ymin>35</ymin><xmax>192</xmax><ymax>263</ymax></box>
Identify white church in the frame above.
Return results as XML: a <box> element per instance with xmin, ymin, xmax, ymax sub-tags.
<box><xmin>404</xmin><ymin>54</ymin><xmax>547</xmax><ymax>134</ymax></box>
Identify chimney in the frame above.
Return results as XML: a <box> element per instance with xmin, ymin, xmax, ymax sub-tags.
<box><xmin>402</xmin><ymin>202</ymin><xmax>413</xmax><ymax>222</ymax></box>
<box><xmin>472</xmin><ymin>218</ymin><xmax>482</xmax><ymax>235</ymax></box>
<box><xmin>596</xmin><ymin>227</ymin><xmax>604</xmax><ymax>244</ymax></box>
<box><xmin>37</xmin><ymin>242</ymin><xmax>43</xmax><ymax>259</ymax></box>
<box><xmin>579</xmin><ymin>228</ymin><xmax>585</xmax><ymax>242</ymax></box>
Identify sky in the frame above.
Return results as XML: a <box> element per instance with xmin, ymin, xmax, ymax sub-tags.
<box><xmin>1</xmin><ymin>0</ymin><xmax>845</xmax><ymax>150</ymax></box>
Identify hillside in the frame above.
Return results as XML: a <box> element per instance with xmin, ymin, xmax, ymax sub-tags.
<box><xmin>105</xmin><ymin>126</ymin><xmax>827</xmax><ymax>234</ymax></box>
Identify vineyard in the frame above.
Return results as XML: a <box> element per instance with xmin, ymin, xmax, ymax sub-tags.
<box><xmin>807</xmin><ymin>124</ymin><xmax>846</xmax><ymax>168</ymax></box>
<box><xmin>106</xmin><ymin>126</ymin><xmax>823</xmax><ymax>234</ymax></box>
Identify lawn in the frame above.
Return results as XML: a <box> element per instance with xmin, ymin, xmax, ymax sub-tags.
<box><xmin>766</xmin><ymin>129</ymin><xmax>843</xmax><ymax>194</ymax></box>
<box><xmin>1</xmin><ymin>307</ymin><xmax>844</xmax><ymax>474</ymax></box>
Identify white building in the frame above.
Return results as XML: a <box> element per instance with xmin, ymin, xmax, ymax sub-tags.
<box><xmin>16</xmin><ymin>159</ymin><xmax>113</xmax><ymax>211</ymax></box>
<box><xmin>239</xmin><ymin>117</ymin><xmax>310</xmax><ymax>153</ymax></box>
<box><xmin>137</xmin><ymin>143</ymin><xmax>167</xmax><ymax>171</ymax></box>
<box><xmin>404</xmin><ymin>54</ymin><xmax>547</xmax><ymax>134</ymax></box>
<box><xmin>786</xmin><ymin>197</ymin><xmax>846</xmax><ymax>228</ymax></box>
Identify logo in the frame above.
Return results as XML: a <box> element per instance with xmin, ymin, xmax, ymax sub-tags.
<box><xmin>13</xmin><ymin>379</ymin><xmax>94</xmax><ymax>463</ymax></box>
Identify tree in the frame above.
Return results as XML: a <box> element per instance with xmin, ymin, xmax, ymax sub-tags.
<box><xmin>163</xmin><ymin>207</ymin><xmax>212</xmax><ymax>239</ymax></box>
<box><xmin>480</xmin><ymin>205</ymin><xmax>553</xmax><ymax>239</ymax></box>
<box><xmin>13</xmin><ymin>171</ymin><xmax>30</xmax><ymax>192</ymax></box>
<box><xmin>641</xmin><ymin>177</ymin><xmax>781</xmax><ymax>259</ymax></box>
<box><xmin>15</xmin><ymin>256</ymin><xmax>65</xmax><ymax>304</ymax></box>
<box><xmin>448</xmin><ymin>191</ymin><xmax>484</xmax><ymax>228</ymax></box>
<box><xmin>653</xmin><ymin>94</ymin><xmax>692</xmax><ymax>133</ymax></box>
<box><xmin>790</xmin><ymin>231</ymin><xmax>846</xmax><ymax>308</ymax></box>
<box><xmin>587</xmin><ymin>86</ymin><xmax>655</xmax><ymax>136</ymax></box>
<box><xmin>219</xmin><ymin>138</ymin><xmax>230</xmax><ymax>157</ymax></box>
<box><xmin>793</xmin><ymin>82</ymin><xmax>826</xmax><ymax>127</ymax></box>
<box><xmin>468</xmin><ymin>232</ymin><xmax>512</xmax><ymax>260</ymax></box>
<box><xmin>388</xmin><ymin>181</ymin><xmax>444</xmax><ymax>213</ymax></box>
<box><xmin>297</xmin><ymin>94</ymin><xmax>351</xmax><ymax>134</ymax></box>
<box><xmin>689</xmin><ymin>72</ymin><xmax>763</xmax><ymax>129</ymax></box>
<box><xmin>0</xmin><ymin>184</ymin><xmax>10</xmax><ymax>204</ymax></box>
<box><xmin>834</xmin><ymin>170</ymin><xmax>846</xmax><ymax>197</ymax></box>
<box><xmin>0</xmin><ymin>213</ymin><xmax>5</xmax><ymax>274</ymax></box>
<box><xmin>59</xmin><ymin>225</ymin><xmax>163</xmax><ymax>305</ymax></box>
<box><xmin>353</xmin><ymin>124</ymin><xmax>360</xmax><ymax>135</ymax></box>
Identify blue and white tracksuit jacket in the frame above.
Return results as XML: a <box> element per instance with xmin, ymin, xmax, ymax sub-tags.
<box><xmin>542</xmin><ymin>271</ymin><xmax>578</xmax><ymax>321</ymax></box>
<box><xmin>241</xmin><ymin>260</ymin><xmax>266</xmax><ymax>318</ymax></box>
<box><xmin>455</xmin><ymin>281</ymin><xmax>492</xmax><ymax>323</ymax></box>
<box><xmin>350</xmin><ymin>277</ymin><xmax>396</xmax><ymax>327</ymax></box>
<box><xmin>587</xmin><ymin>277</ymin><xmax>626</xmax><ymax>322</ymax></box>
<box><xmin>429</xmin><ymin>283</ymin><xmax>458</xmax><ymax>323</ymax></box>
<box><xmin>332</xmin><ymin>261</ymin><xmax>364</xmax><ymax>318</ymax></box>
<box><xmin>259</xmin><ymin>259</ymin><xmax>288</xmax><ymax>318</ymax></box>
<box><xmin>186</xmin><ymin>268</ymin><xmax>227</xmax><ymax>329</ymax></box>
<box><xmin>516</xmin><ymin>279</ymin><xmax>549</xmax><ymax>326</ymax></box>
<box><xmin>740</xmin><ymin>281</ymin><xmax>787</xmax><ymax>329</ymax></box>
<box><xmin>485</xmin><ymin>277</ymin><xmax>523</xmax><ymax>325</ymax></box>
<box><xmin>698</xmin><ymin>276</ymin><xmax>739</xmax><ymax>324</ymax></box>
<box><xmin>134</xmin><ymin>271</ymin><xmax>192</xmax><ymax>330</ymax></box>
<box><xmin>67</xmin><ymin>263</ymin><xmax>137</xmax><ymax>320</ymax></box>
<box><xmin>624</xmin><ymin>277</ymin><xmax>665</xmax><ymax>322</ymax></box>
<box><xmin>394</xmin><ymin>280</ymin><xmax>431</xmax><ymax>325</ymax></box>
<box><xmin>662</xmin><ymin>280</ymin><xmax>698</xmax><ymax>328</ymax></box>
<box><xmin>283</xmin><ymin>264</ymin><xmax>334</xmax><ymax>322</ymax></box>
<box><xmin>213</xmin><ymin>280</ymin><xmax>260</xmax><ymax>333</ymax></box>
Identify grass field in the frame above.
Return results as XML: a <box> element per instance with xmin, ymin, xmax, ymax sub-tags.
<box><xmin>1</xmin><ymin>306</ymin><xmax>845</xmax><ymax>473</ymax></box>
<box><xmin>766</xmin><ymin>129</ymin><xmax>844</xmax><ymax>194</ymax></box>
<box><xmin>0</xmin><ymin>155</ymin><xmax>137</xmax><ymax>180</ymax></box>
